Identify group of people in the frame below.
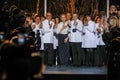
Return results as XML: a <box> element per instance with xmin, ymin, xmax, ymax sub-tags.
<box><xmin>31</xmin><ymin>12</ymin><xmax>108</xmax><ymax>67</ymax></box>
<box><xmin>23</xmin><ymin>5</ymin><xmax>120</xmax><ymax>68</ymax></box>
<box><xmin>1</xmin><ymin>4</ymin><xmax>120</xmax><ymax>68</ymax></box>
<box><xmin>0</xmin><ymin>2</ymin><xmax>120</xmax><ymax>80</ymax></box>
<box><xmin>23</xmin><ymin>12</ymin><xmax>104</xmax><ymax>67</ymax></box>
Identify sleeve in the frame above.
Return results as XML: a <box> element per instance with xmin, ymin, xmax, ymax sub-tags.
<box><xmin>76</xmin><ymin>21</ymin><xmax>83</xmax><ymax>32</ymax></box>
<box><xmin>42</xmin><ymin>22</ymin><xmax>52</xmax><ymax>33</ymax></box>
<box><xmin>84</xmin><ymin>21</ymin><xmax>95</xmax><ymax>33</ymax></box>
<box><xmin>56</xmin><ymin>23</ymin><xmax>61</xmax><ymax>34</ymax></box>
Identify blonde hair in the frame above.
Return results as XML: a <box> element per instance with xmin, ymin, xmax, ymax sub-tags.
<box><xmin>109</xmin><ymin>16</ymin><xmax>118</xmax><ymax>28</ymax></box>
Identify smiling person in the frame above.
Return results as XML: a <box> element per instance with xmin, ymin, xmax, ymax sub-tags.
<box><xmin>82</xmin><ymin>15</ymin><xmax>97</xmax><ymax>66</ymax></box>
<box><xmin>42</xmin><ymin>12</ymin><xmax>55</xmax><ymax>66</ymax></box>
<box><xmin>69</xmin><ymin>13</ymin><xmax>84</xmax><ymax>66</ymax></box>
<box><xmin>57</xmin><ymin>14</ymin><xmax>70</xmax><ymax>66</ymax></box>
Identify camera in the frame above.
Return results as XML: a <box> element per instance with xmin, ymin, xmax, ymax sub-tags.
<box><xmin>82</xmin><ymin>32</ymin><xmax>85</xmax><ymax>35</ymax></box>
<box><xmin>0</xmin><ymin>34</ymin><xmax>4</xmax><ymax>40</ymax></box>
<box><xmin>0</xmin><ymin>32</ymin><xmax>4</xmax><ymax>41</ymax></box>
<box><xmin>36</xmin><ymin>30</ymin><xmax>40</xmax><ymax>37</ymax></box>
<box><xmin>72</xmin><ymin>28</ymin><xmax>77</xmax><ymax>32</ymax></box>
<box><xmin>18</xmin><ymin>33</ymin><xmax>25</xmax><ymax>45</ymax></box>
<box><xmin>24</xmin><ymin>33</ymin><xmax>29</xmax><ymax>40</ymax></box>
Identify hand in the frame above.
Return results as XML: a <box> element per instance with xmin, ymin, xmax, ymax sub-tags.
<box><xmin>49</xmin><ymin>23</ymin><xmax>53</xmax><ymax>29</ymax></box>
<box><xmin>68</xmin><ymin>21</ymin><xmax>71</xmax><ymax>27</ymax></box>
<box><xmin>60</xmin><ymin>24</ymin><xmax>67</xmax><ymax>33</ymax></box>
<box><xmin>31</xmin><ymin>24</ymin><xmax>36</xmax><ymax>29</ymax></box>
<box><xmin>29</xmin><ymin>20</ymin><xmax>33</xmax><ymax>25</ymax></box>
<box><xmin>75</xmin><ymin>22</ymin><xmax>78</xmax><ymax>26</ymax></box>
<box><xmin>96</xmin><ymin>28</ymin><xmax>101</xmax><ymax>33</ymax></box>
<box><xmin>103</xmin><ymin>24</ymin><xmax>108</xmax><ymax>31</ymax></box>
<box><xmin>64</xmin><ymin>37</ymin><xmax>69</xmax><ymax>43</ymax></box>
<box><xmin>39</xmin><ymin>23</ymin><xmax>43</xmax><ymax>28</ymax></box>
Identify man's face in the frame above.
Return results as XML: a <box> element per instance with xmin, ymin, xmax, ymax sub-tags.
<box><xmin>46</xmin><ymin>13</ymin><xmax>52</xmax><ymax>20</ymax></box>
<box><xmin>66</xmin><ymin>13</ymin><xmax>72</xmax><ymax>20</ymax></box>
<box><xmin>110</xmin><ymin>5</ymin><xmax>117</xmax><ymax>14</ymax></box>
<box><xmin>72</xmin><ymin>14</ymin><xmax>78</xmax><ymax>21</ymax></box>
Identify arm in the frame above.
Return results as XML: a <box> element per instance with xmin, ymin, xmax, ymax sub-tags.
<box><xmin>84</xmin><ymin>21</ymin><xmax>95</xmax><ymax>33</ymax></box>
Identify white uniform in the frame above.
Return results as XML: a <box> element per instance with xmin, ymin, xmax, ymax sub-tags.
<box><xmin>32</xmin><ymin>22</ymin><xmax>44</xmax><ymax>50</ymax></box>
<box><xmin>42</xmin><ymin>19</ymin><xmax>55</xmax><ymax>65</ymax></box>
<box><xmin>57</xmin><ymin>22</ymin><xmax>69</xmax><ymax>34</ymax></box>
<box><xmin>82</xmin><ymin>20</ymin><xmax>97</xmax><ymax>48</ymax></box>
<box><xmin>94</xmin><ymin>23</ymin><xmax>105</xmax><ymax>46</ymax></box>
<box><xmin>53</xmin><ymin>27</ymin><xmax>58</xmax><ymax>49</ymax></box>
<box><xmin>69</xmin><ymin>19</ymin><xmax>83</xmax><ymax>42</ymax></box>
<box><xmin>42</xmin><ymin>19</ymin><xmax>54</xmax><ymax>44</ymax></box>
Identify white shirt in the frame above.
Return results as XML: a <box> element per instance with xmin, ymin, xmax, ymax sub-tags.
<box><xmin>69</xmin><ymin>19</ymin><xmax>83</xmax><ymax>42</ymax></box>
<box><xmin>42</xmin><ymin>19</ymin><xmax>54</xmax><ymax>44</ymax></box>
<box><xmin>32</xmin><ymin>22</ymin><xmax>43</xmax><ymax>37</ymax></box>
<box><xmin>95</xmin><ymin>23</ymin><xmax>105</xmax><ymax>46</ymax></box>
<box><xmin>32</xmin><ymin>22</ymin><xmax>44</xmax><ymax>50</ymax></box>
<box><xmin>82</xmin><ymin>20</ymin><xmax>97</xmax><ymax>48</ymax></box>
<box><xmin>57</xmin><ymin>21</ymin><xmax>69</xmax><ymax>34</ymax></box>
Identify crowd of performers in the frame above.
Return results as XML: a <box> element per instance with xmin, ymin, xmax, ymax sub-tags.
<box><xmin>0</xmin><ymin>4</ymin><xmax>120</xmax><ymax>69</ymax></box>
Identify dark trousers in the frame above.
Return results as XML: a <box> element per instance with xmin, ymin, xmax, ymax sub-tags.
<box><xmin>107</xmin><ymin>53</ymin><xmax>120</xmax><ymax>80</ymax></box>
<box><xmin>84</xmin><ymin>48</ymin><xmax>96</xmax><ymax>66</ymax></box>
<box><xmin>58</xmin><ymin>34</ymin><xmax>70</xmax><ymax>65</ymax></box>
<box><xmin>70</xmin><ymin>42</ymin><xmax>84</xmax><ymax>66</ymax></box>
<box><xmin>94</xmin><ymin>45</ymin><xmax>106</xmax><ymax>66</ymax></box>
<box><xmin>44</xmin><ymin>43</ymin><xmax>54</xmax><ymax>65</ymax></box>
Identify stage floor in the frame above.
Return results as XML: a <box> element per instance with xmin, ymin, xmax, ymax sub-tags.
<box><xmin>43</xmin><ymin>65</ymin><xmax>107</xmax><ymax>75</ymax></box>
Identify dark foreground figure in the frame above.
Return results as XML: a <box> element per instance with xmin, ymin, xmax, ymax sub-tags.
<box><xmin>107</xmin><ymin>28</ymin><xmax>120</xmax><ymax>80</ymax></box>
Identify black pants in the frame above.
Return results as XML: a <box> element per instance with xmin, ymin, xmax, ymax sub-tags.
<box><xmin>107</xmin><ymin>53</ymin><xmax>120</xmax><ymax>80</ymax></box>
<box><xmin>84</xmin><ymin>48</ymin><xmax>96</xmax><ymax>66</ymax></box>
<box><xmin>70</xmin><ymin>42</ymin><xmax>84</xmax><ymax>66</ymax></box>
<box><xmin>58</xmin><ymin>34</ymin><xmax>70</xmax><ymax>65</ymax></box>
<box><xmin>44</xmin><ymin>43</ymin><xmax>54</xmax><ymax>65</ymax></box>
<box><xmin>94</xmin><ymin>45</ymin><xmax>106</xmax><ymax>66</ymax></box>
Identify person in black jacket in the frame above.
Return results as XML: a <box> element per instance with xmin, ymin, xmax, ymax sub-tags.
<box><xmin>107</xmin><ymin>28</ymin><xmax>120</xmax><ymax>80</ymax></box>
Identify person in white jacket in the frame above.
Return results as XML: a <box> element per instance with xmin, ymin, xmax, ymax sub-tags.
<box><xmin>42</xmin><ymin>12</ymin><xmax>55</xmax><ymax>66</ymax></box>
<box><xmin>31</xmin><ymin>15</ymin><xmax>44</xmax><ymax>51</ymax></box>
<box><xmin>82</xmin><ymin>15</ymin><xmax>97</xmax><ymax>66</ymax></box>
<box><xmin>69</xmin><ymin>13</ymin><xmax>84</xmax><ymax>66</ymax></box>
<box><xmin>94</xmin><ymin>17</ymin><xmax>106</xmax><ymax>66</ymax></box>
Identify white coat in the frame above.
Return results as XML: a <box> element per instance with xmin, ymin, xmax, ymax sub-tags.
<box><xmin>42</xmin><ymin>19</ymin><xmax>54</xmax><ymax>44</ymax></box>
<box><xmin>69</xmin><ymin>19</ymin><xmax>83</xmax><ymax>42</ymax></box>
<box><xmin>82</xmin><ymin>20</ymin><xmax>97</xmax><ymax>48</ymax></box>
<box><xmin>94</xmin><ymin>23</ymin><xmax>105</xmax><ymax>46</ymax></box>
<box><xmin>32</xmin><ymin>22</ymin><xmax>44</xmax><ymax>50</ymax></box>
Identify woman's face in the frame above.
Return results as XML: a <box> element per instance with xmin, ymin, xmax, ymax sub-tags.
<box><xmin>97</xmin><ymin>18</ymin><xmax>101</xmax><ymax>23</ymax></box>
<box><xmin>35</xmin><ymin>17</ymin><xmax>40</xmax><ymax>23</ymax></box>
<box><xmin>55</xmin><ymin>18</ymin><xmax>59</xmax><ymax>24</ymax></box>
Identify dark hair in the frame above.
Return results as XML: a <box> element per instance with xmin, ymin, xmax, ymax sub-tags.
<box><xmin>34</xmin><ymin>15</ymin><xmax>40</xmax><ymax>19</ymax></box>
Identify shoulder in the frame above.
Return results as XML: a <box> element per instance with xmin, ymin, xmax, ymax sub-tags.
<box><xmin>58</xmin><ymin>22</ymin><xmax>62</xmax><ymax>25</ymax></box>
<box><xmin>77</xmin><ymin>19</ymin><xmax>83</xmax><ymax>24</ymax></box>
<box><xmin>42</xmin><ymin>19</ymin><xmax>47</xmax><ymax>23</ymax></box>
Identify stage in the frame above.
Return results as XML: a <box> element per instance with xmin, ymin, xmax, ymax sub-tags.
<box><xmin>42</xmin><ymin>65</ymin><xmax>107</xmax><ymax>80</ymax></box>
<box><xmin>43</xmin><ymin>65</ymin><xmax>107</xmax><ymax>75</ymax></box>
